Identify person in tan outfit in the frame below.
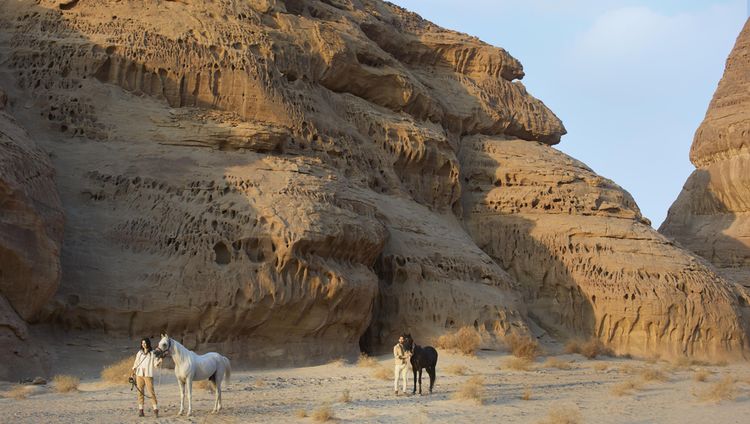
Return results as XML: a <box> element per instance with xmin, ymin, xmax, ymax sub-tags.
<box><xmin>131</xmin><ymin>338</ymin><xmax>162</xmax><ymax>417</ymax></box>
<box><xmin>393</xmin><ymin>334</ymin><xmax>411</xmax><ymax>394</ymax></box>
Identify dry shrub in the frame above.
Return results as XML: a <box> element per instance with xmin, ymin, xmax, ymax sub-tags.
<box><xmin>254</xmin><ymin>378</ymin><xmax>267</xmax><ymax>387</ymax></box>
<box><xmin>698</xmin><ymin>376</ymin><xmax>736</xmax><ymax>402</ymax></box>
<box><xmin>714</xmin><ymin>360</ymin><xmax>729</xmax><ymax>367</ymax></box>
<box><xmin>372</xmin><ymin>366</ymin><xmax>391</xmax><ymax>381</ymax></box>
<box><xmin>357</xmin><ymin>353</ymin><xmax>378</xmax><ymax>368</ymax></box>
<box><xmin>4</xmin><ymin>385</ymin><xmax>32</xmax><ymax>400</ymax></box>
<box><xmin>101</xmin><ymin>357</ymin><xmax>133</xmax><ymax>385</ymax></box>
<box><xmin>436</xmin><ymin>326</ymin><xmax>481</xmax><ymax>355</ymax></box>
<box><xmin>328</xmin><ymin>358</ymin><xmax>347</xmax><ymax>367</ymax></box>
<box><xmin>312</xmin><ymin>403</ymin><xmax>335</xmax><ymax>422</ymax></box>
<box><xmin>537</xmin><ymin>404</ymin><xmax>582</xmax><ymax>424</ymax></box>
<box><xmin>521</xmin><ymin>386</ymin><xmax>532</xmax><ymax>401</ymax></box>
<box><xmin>563</xmin><ymin>339</ymin><xmax>583</xmax><ymax>355</ymax></box>
<box><xmin>543</xmin><ymin>357</ymin><xmax>572</xmax><ymax>370</ymax></box>
<box><xmin>453</xmin><ymin>376</ymin><xmax>484</xmax><ymax>404</ymax></box>
<box><xmin>506</xmin><ymin>332</ymin><xmax>541</xmax><ymax>359</ymax></box>
<box><xmin>339</xmin><ymin>389</ymin><xmax>351</xmax><ymax>403</ymax></box>
<box><xmin>503</xmin><ymin>357</ymin><xmax>533</xmax><ymax>371</ymax></box>
<box><xmin>445</xmin><ymin>364</ymin><xmax>469</xmax><ymax>375</ymax></box>
<box><xmin>693</xmin><ymin>370</ymin><xmax>711</xmax><ymax>382</ymax></box>
<box><xmin>640</xmin><ymin>368</ymin><xmax>669</xmax><ymax>382</ymax></box>
<box><xmin>295</xmin><ymin>409</ymin><xmax>307</xmax><ymax>418</ymax></box>
<box><xmin>593</xmin><ymin>363</ymin><xmax>608</xmax><ymax>372</ymax></box>
<box><xmin>52</xmin><ymin>375</ymin><xmax>79</xmax><ymax>393</ymax></box>
<box><xmin>611</xmin><ymin>379</ymin><xmax>644</xmax><ymax>396</ymax></box>
<box><xmin>579</xmin><ymin>339</ymin><xmax>612</xmax><ymax>359</ymax></box>
<box><xmin>671</xmin><ymin>357</ymin><xmax>709</xmax><ymax>370</ymax></box>
<box><xmin>193</xmin><ymin>380</ymin><xmax>214</xmax><ymax>392</ymax></box>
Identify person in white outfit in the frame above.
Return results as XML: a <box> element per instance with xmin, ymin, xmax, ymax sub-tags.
<box><xmin>131</xmin><ymin>337</ymin><xmax>162</xmax><ymax>417</ymax></box>
<box><xmin>393</xmin><ymin>334</ymin><xmax>411</xmax><ymax>395</ymax></box>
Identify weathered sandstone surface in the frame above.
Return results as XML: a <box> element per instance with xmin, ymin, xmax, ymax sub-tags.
<box><xmin>661</xmin><ymin>19</ymin><xmax>750</xmax><ymax>292</ymax></box>
<box><xmin>0</xmin><ymin>0</ymin><xmax>746</xmax><ymax>376</ymax></box>
<box><xmin>0</xmin><ymin>88</ymin><xmax>63</xmax><ymax>380</ymax></box>
<box><xmin>461</xmin><ymin>137</ymin><xmax>747</xmax><ymax>359</ymax></box>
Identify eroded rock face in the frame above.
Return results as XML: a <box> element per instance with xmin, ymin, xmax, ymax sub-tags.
<box><xmin>0</xmin><ymin>0</ymin><xmax>745</xmax><ymax>368</ymax></box>
<box><xmin>0</xmin><ymin>91</ymin><xmax>63</xmax><ymax>380</ymax></box>
<box><xmin>460</xmin><ymin>137</ymin><xmax>748</xmax><ymax>360</ymax></box>
<box><xmin>661</xmin><ymin>19</ymin><xmax>750</xmax><ymax>291</ymax></box>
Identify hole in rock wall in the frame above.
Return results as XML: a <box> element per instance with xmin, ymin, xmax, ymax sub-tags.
<box><xmin>214</xmin><ymin>242</ymin><xmax>231</xmax><ymax>265</ymax></box>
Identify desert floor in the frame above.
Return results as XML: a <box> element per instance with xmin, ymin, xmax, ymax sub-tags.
<box><xmin>1</xmin><ymin>349</ymin><xmax>749</xmax><ymax>423</ymax></box>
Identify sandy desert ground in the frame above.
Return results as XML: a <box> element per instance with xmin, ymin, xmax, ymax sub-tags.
<box><xmin>1</xmin><ymin>346</ymin><xmax>749</xmax><ymax>424</ymax></box>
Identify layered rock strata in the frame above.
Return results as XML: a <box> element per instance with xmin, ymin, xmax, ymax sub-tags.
<box><xmin>0</xmin><ymin>0</ymin><xmax>745</xmax><ymax>370</ymax></box>
<box><xmin>460</xmin><ymin>137</ymin><xmax>748</xmax><ymax>359</ymax></box>
<box><xmin>661</xmin><ymin>19</ymin><xmax>750</xmax><ymax>290</ymax></box>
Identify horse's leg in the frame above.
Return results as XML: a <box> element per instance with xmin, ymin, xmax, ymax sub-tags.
<box><xmin>216</xmin><ymin>376</ymin><xmax>222</xmax><ymax>413</ymax></box>
<box><xmin>186</xmin><ymin>377</ymin><xmax>193</xmax><ymax>416</ymax></box>
<box><xmin>211</xmin><ymin>373</ymin><xmax>219</xmax><ymax>413</ymax></box>
<box><xmin>418</xmin><ymin>368</ymin><xmax>423</xmax><ymax>395</ymax></box>
<box><xmin>428</xmin><ymin>366</ymin><xmax>436</xmax><ymax>393</ymax></box>
<box><xmin>412</xmin><ymin>366</ymin><xmax>417</xmax><ymax>394</ymax></box>
<box><xmin>177</xmin><ymin>379</ymin><xmax>185</xmax><ymax>416</ymax></box>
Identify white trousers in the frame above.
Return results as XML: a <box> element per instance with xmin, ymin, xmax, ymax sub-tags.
<box><xmin>394</xmin><ymin>363</ymin><xmax>408</xmax><ymax>392</ymax></box>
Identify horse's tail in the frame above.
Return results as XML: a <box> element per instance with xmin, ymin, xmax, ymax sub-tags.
<box><xmin>222</xmin><ymin>356</ymin><xmax>231</xmax><ymax>385</ymax></box>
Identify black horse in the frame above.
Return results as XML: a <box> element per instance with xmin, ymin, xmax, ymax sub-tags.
<box><xmin>404</xmin><ymin>334</ymin><xmax>438</xmax><ymax>395</ymax></box>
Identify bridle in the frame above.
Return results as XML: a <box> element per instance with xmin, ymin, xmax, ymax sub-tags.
<box><xmin>155</xmin><ymin>337</ymin><xmax>172</xmax><ymax>359</ymax></box>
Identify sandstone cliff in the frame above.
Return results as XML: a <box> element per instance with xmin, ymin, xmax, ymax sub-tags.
<box><xmin>661</xmin><ymin>19</ymin><xmax>750</xmax><ymax>289</ymax></box>
<box><xmin>0</xmin><ymin>0</ymin><xmax>746</xmax><ymax>376</ymax></box>
<box><xmin>0</xmin><ymin>88</ymin><xmax>64</xmax><ymax>380</ymax></box>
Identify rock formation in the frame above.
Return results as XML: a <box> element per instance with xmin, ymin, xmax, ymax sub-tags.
<box><xmin>661</xmin><ymin>19</ymin><xmax>750</xmax><ymax>290</ymax></box>
<box><xmin>0</xmin><ymin>0</ymin><xmax>746</xmax><ymax>376</ymax></box>
<box><xmin>0</xmin><ymin>88</ymin><xmax>64</xmax><ymax>380</ymax></box>
<box><xmin>460</xmin><ymin>136</ymin><xmax>747</xmax><ymax>358</ymax></box>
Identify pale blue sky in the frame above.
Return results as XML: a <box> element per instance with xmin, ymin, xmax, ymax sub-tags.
<box><xmin>391</xmin><ymin>0</ymin><xmax>747</xmax><ymax>227</ymax></box>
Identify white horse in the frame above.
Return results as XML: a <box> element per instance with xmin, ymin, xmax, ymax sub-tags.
<box><xmin>156</xmin><ymin>334</ymin><xmax>231</xmax><ymax>416</ymax></box>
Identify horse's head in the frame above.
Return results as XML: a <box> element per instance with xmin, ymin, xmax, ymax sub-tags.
<box><xmin>404</xmin><ymin>333</ymin><xmax>415</xmax><ymax>353</ymax></box>
<box><xmin>154</xmin><ymin>333</ymin><xmax>172</xmax><ymax>358</ymax></box>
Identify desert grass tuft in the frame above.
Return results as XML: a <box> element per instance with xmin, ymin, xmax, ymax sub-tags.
<box><xmin>436</xmin><ymin>326</ymin><xmax>482</xmax><ymax>355</ymax></box>
<box><xmin>453</xmin><ymin>376</ymin><xmax>485</xmax><ymax>404</ymax></box>
<box><xmin>593</xmin><ymin>363</ymin><xmax>608</xmax><ymax>372</ymax></box>
<box><xmin>537</xmin><ymin>404</ymin><xmax>582</xmax><ymax>424</ymax></box>
<box><xmin>564</xmin><ymin>338</ymin><xmax>612</xmax><ymax>359</ymax></box>
<box><xmin>254</xmin><ymin>378</ymin><xmax>267</xmax><ymax>388</ymax></box>
<box><xmin>312</xmin><ymin>402</ymin><xmax>335</xmax><ymax>422</ymax></box>
<box><xmin>611</xmin><ymin>379</ymin><xmax>644</xmax><ymax>396</ymax></box>
<box><xmin>356</xmin><ymin>353</ymin><xmax>378</xmax><ymax>368</ymax></box>
<box><xmin>521</xmin><ymin>386</ymin><xmax>532</xmax><ymax>401</ymax></box>
<box><xmin>101</xmin><ymin>357</ymin><xmax>134</xmax><ymax>386</ymax></box>
<box><xmin>506</xmin><ymin>332</ymin><xmax>541</xmax><ymax>359</ymax></box>
<box><xmin>193</xmin><ymin>379</ymin><xmax>214</xmax><ymax>392</ymax></box>
<box><xmin>543</xmin><ymin>357</ymin><xmax>572</xmax><ymax>370</ymax></box>
<box><xmin>640</xmin><ymin>368</ymin><xmax>669</xmax><ymax>382</ymax></box>
<box><xmin>295</xmin><ymin>409</ymin><xmax>307</xmax><ymax>418</ymax></box>
<box><xmin>328</xmin><ymin>357</ymin><xmax>347</xmax><ymax>367</ymax></box>
<box><xmin>339</xmin><ymin>389</ymin><xmax>351</xmax><ymax>403</ymax></box>
<box><xmin>693</xmin><ymin>370</ymin><xmax>711</xmax><ymax>382</ymax></box>
<box><xmin>4</xmin><ymin>385</ymin><xmax>33</xmax><ymax>400</ymax></box>
<box><xmin>445</xmin><ymin>364</ymin><xmax>469</xmax><ymax>375</ymax></box>
<box><xmin>52</xmin><ymin>375</ymin><xmax>79</xmax><ymax>393</ymax></box>
<box><xmin>698</xmin><ymin>376</ymin><xmax>736</xmax><ymax>402</ymax></box>
<box><xmin>372</xmin><ymin>366</ymin><xmax>391</xmax><ymax>380</ymax></box>
<box><xmin>503</xmin><ymin>357</ymin><xmax>534</xmax><ymax>371</ymax></box>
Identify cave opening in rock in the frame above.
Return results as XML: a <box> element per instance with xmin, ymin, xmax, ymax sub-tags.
<box><xmin>214</xmin><ymin>242</ymin><xmax>231</xmax><ymax>265</ymax></box>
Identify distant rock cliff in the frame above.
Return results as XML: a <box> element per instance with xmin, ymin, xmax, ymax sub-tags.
<box><xmin>0</xmin><ymin>0</ymin><xmax>746</xmax><ymax>378</ymax></box>
<box><xmin>661</xmin><ymin>18</ymin><xmax>750</xmax><ymax>326</ymax></box>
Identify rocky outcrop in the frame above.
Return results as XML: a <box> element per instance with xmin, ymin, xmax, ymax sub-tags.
<box><xmin>0</xmin><ymin>90</ymin><xmax>63</xmax><ymax>380</ymax></box>
<box><xmin>460</xmin><ymin>137</ymin><xmax>748</xmax><ymax>360</ymax></box>
<box><xmin>660</xmin><ymin>19</ymin><xmax>750</xmax><ymax>289</ymax></box>
<box><xmin>0</xmin><ymin>0</ymin><xmax>746</xmax><ymax>371</ymax></box>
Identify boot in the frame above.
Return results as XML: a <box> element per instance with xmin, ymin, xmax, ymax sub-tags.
<box><xmin>154</xmin><ymin>409</ymin><xmax>159</xmax><ymax>418</ymax></box>
<box><xmin>138</xmin><ymin>409</ymin><xmax>144</xmax><ymax>417</ymax></box>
